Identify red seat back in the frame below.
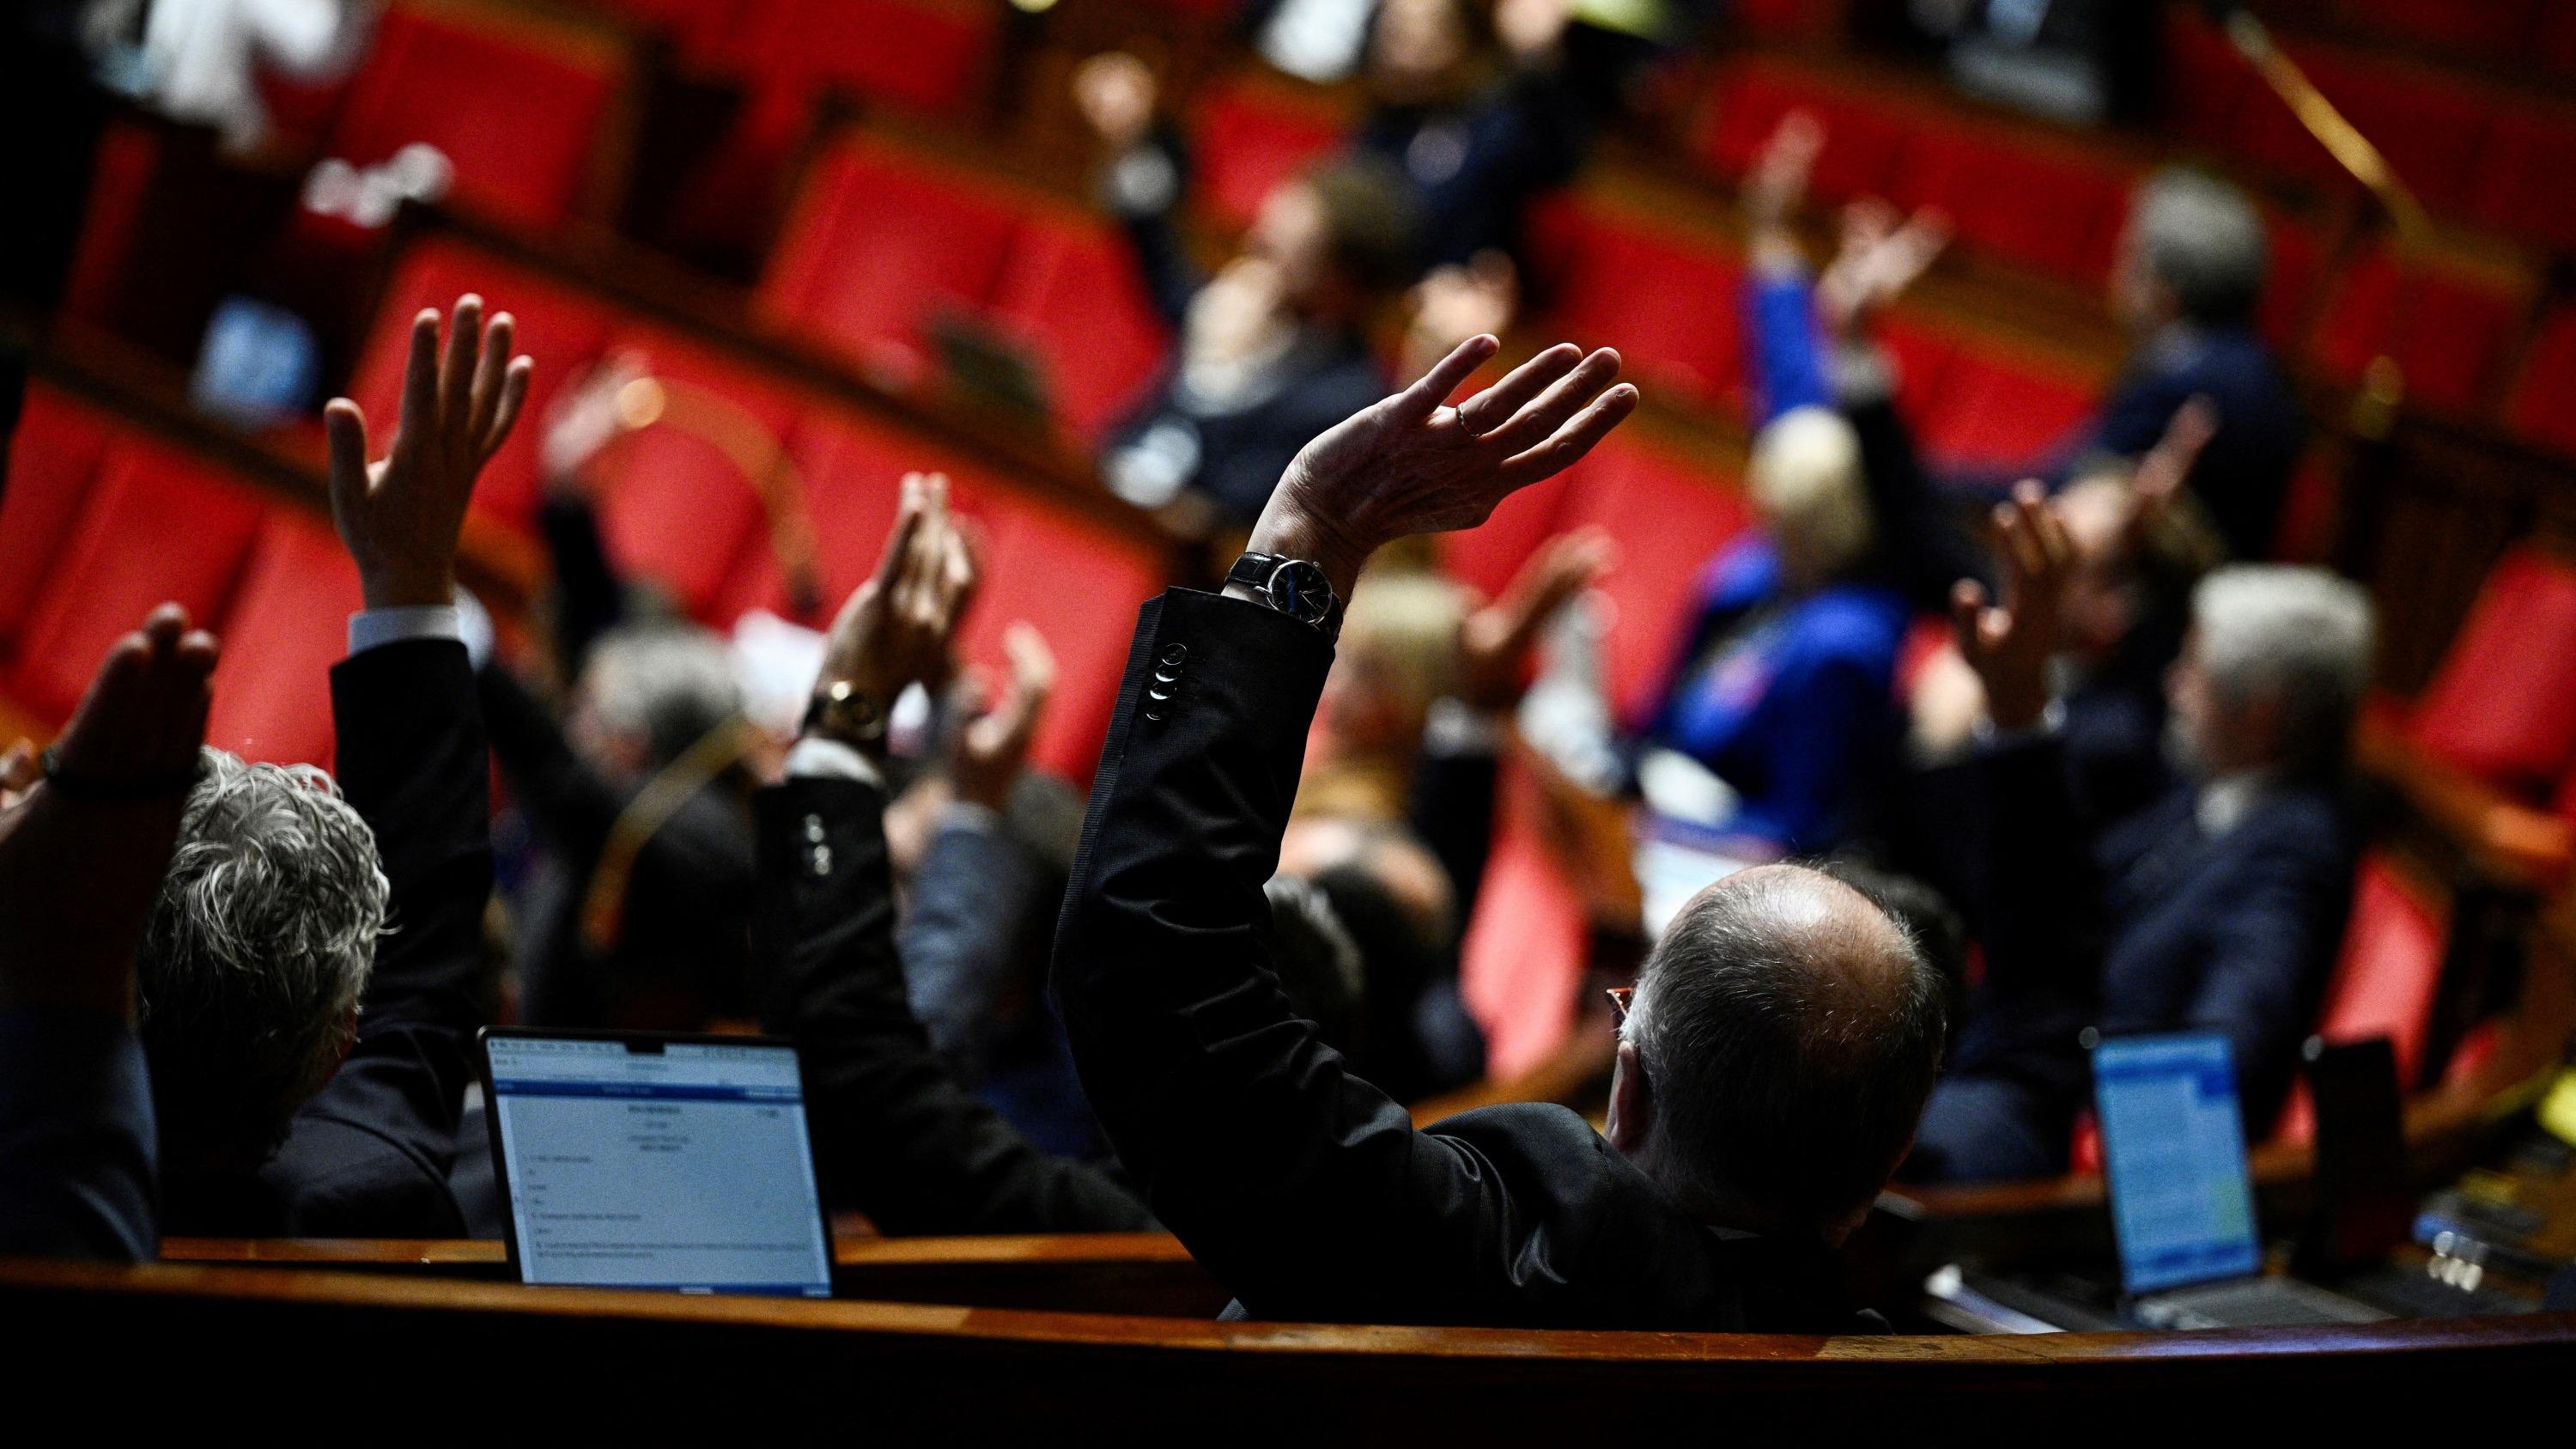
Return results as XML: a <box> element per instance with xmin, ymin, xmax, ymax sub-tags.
<box><xmin>1456</xmin><ymin>766</ymin><xmax>1590</xmax><ymax>1078</ymax></box>
<box><xmin>204</xmin><ymin>510</ymin><xmax>368</xmax><ymax>768</ymax></box>
<box><xmin>758</xmin><ymin>136</ymin><xmax>1024</xmax><ymax>388</ymax></box>
<box><xmin>1528</xmin><ymin>198</ymin><xmax>1746</xmax><ymax>414</ymax></box>
<box><xmin>329</xmin><ymin>2</ymin><xmax>629</xmax><ymax>226</ymax></box>
<box><xmin>732</xmin><ymin>0</ymin><xmax>995</xmax><ymax>117</ymax></box>
<box><xmin>1692</xmin><ymin>58</ymin><xmax>1905</xmax><ymax>207</ymax></box>
<box><xmin>2306</xmin><ymin>243</ymin><xmax>2526</xmax><ymax>417</ymax></box>
<box><xmin>587</xmin><ymin>326</ymin><xmax>803</xmax><ymax>619</ymax></box>
<box><xmin>985</xmin><ymin>210</ymin><xmax>1173</xmax><ymax>443</ymax></box>
<box><xmin>1183</xmin><ymin>78</ymin><xmax>1346</xmax><ymax>233</ymax></box>
<box><xmin>7</xmin><ymin>441</ymin><xmax>269</xmax><ymax>726</ymax></box>
<box><xmin>2503</xmin><ymin>302</ymin><xmax>2576</xmax><ymax>459</ymax></box>
<box><xmin>2406</xmin><ymin>545</ymin><xmax>2576</xmax><ymax>789</ymax></box>
<box><xmin>0</xmin><ymin>387</ymin><xmax>117</xmax><ymax>651</ymax></box>
<box><xmin>2314</xmin><ymin>854</ymin><xmax>2445</xmax><ymax>1085</ymax></box>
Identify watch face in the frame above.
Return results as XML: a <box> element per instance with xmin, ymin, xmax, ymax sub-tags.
<box><xmin>1265</xmin><ymin>559</ymin><xmax>1333</xmax><ymax>623</ymax></box>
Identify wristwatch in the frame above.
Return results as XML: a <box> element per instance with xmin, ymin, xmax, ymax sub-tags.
<box><xmin>1225</xmin><ymin>551</ymin><xmax>1341</xmax><ymax>639</ymax></box>
<box><xmin>801</xmin><ymin>678</ymin><xmax>890</xmax><ymax>751</ymax></box>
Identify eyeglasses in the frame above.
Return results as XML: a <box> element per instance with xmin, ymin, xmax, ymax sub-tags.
<box><xmin>1604</xmin><ymin>985</ymin><xmax>1633</xmax><ymax>1029</ymax></box>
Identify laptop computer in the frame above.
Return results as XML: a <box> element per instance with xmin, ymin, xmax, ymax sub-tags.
<box><xmin>478</xmin><ymin>1028</ymin><xmax>835</xmax><ymax>1298</ymax></box>
<box><xmin>2093</xmin><ymin>1032</ymin><xmax>2388</xmax><ymax>1330</ymax></box>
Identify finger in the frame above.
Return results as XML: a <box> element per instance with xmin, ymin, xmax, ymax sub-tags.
<box><xmin>873</xmin><ymin>475</ymin><xmax>928</xmax><ymax>593</ymax></box>
<box><xmin>1498</xmin><ymin>380</ymin><xmax>1637</xmax><ymax>486</ymax></box>
<box><xmin>140</xmin><ymin>602</ymin><xmax>188</xmax><ymax>651</ymax></box>
<box><xmin>467</xmin><ymin>311</ymin><xmax>514</xmax><ymax>443</ymax></box>
<box><xmin>1481</xmin><ymin>347</ymin><xmax>1623</xmax><ymax>458</ymax></box>
<box><xmin>325</xmin><ymin>399</ymin><xmax>371</xmax><ymax>527</ymax></box>
<box><xmin>440</xmin><ymin>295</ymin><xmax>483</xmax><ymax>430</ymax></box>
<box><xmin>398</xmin><ymin>308</ymin><xmax>441</xmax><ymax>451</ymax></box>
<box><xmin>1456</xmin><ymin>343</ymin><xmax>1580</xmax><ymax>437</ymax></box>
<box><xmin>1386</xmin><ymin>333</ymin><xmax>1500</xmax><ymax>425</ymax></box>
<box><xmin>0</xmin><ymin>741</ymin><xmax>38</xmax><ymax>794</ymax></box>
<box><xmin>483</xmin><ymin>356</ymin><xmax>534</xmax><ymax>459</ymax></box>
<box><xmin>1002</xmin><ymin>621</ymin><xmax>1057</xmax><ymax>703</ymax></box>
<box><xmin>1950</xmin><ymin>578</ymin><xmax>1992</xmax><ymax>654</ymax></box>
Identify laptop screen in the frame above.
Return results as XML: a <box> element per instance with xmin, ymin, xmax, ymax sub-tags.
<box><xmin>483</xmin><ymin>1032</ymin><xmax>833</xmax><ymax>1297</ymax></box>
<box><xmin>2093</xmin><ymin>1032</ymin><xmax>2263</xmax><ymax>1294</ymax></box>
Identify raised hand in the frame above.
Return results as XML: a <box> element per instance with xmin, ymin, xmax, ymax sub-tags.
<box><xmin>1951</xmin><ymin>483</ymin><xmax>2075</xmax><ymax>734</ymax></box>
<box><xmin>1743</xmin><ymin>111</ymin><xmax>1825</xmax><ymax>238</ymax></box>
<box><xmin>325</xmin><ymin>295</ymin><xmax>533</xmax><ymax>610</ymax></box>
<box><xmin>2123</xmin><ymin>394</ymin><xmax>2220</xmax><ymax>556</ymax></box>
<box><xmin>0</xmin><ymin>606</ymin><xmax>220</xmax><ymax>1020</ymax></box>
<box><xmin>948</xmin><ymin>623</ymin><xmax>1057</xmax><ymax>811</ymax></box>
<box><xmin>1251</xmin><ymin>336</ymin><xmax>1637</xmax><ymax>598</ymax></box>
<box><xmin>811</xmin><ymin>473</ymin><xmax>981</xmax><ymax>749</ymax></box>
<box><xmin>1815</xmin><ymin>198</ymin><xmax>1949</xmax><ymax>339</ymax></box>
<box><xmin>1458</xmin><ymin>527</ymin><xmax>1616</xmax><ymax>713</ymax></box>
<box><xmin>540</xmin><ymin>349</ymin><xmax>647</xmax><ymax>484</ymax></box>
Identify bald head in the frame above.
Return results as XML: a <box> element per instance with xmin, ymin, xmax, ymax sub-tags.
<box><xmin>1619</xmin><ymin>865</ymin><xmax>1947</xmax><ymax>1233</ymax></box>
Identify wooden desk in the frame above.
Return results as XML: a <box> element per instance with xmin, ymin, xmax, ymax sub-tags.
<box><xmin>157</xmin><ymin>1232</ymin><xmax>1227</xmax><ymax>1318</ymax></box>
<box><xmin>7</xmin><ymin>1258</ymin><xmax>2570</xmax><ymax>1433</ymax></box>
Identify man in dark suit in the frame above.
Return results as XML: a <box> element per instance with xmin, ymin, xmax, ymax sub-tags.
<box><xmin>0</xmin><ymin>605</ymin><xmax>220</xmax><ymax>1258</ymax></box>
<box><xmin>754</xmin><ymin>473</ymin><xmax>1154</xmax><ymax>1233</ymax></box>
<box><xmin>1904</xmin><ymin>490</ymin><xmax>2373</xmax><ymax>1184</ymax></box>
<box><xmin>1054</xmin><ymin>337</ymin><xmax>1951</xmax><ymax>1330</ymax></box>
<box><xmin>140</xmin><ymin>296</ymin><xmax>530</xmax><ymax>1235</ymax></box>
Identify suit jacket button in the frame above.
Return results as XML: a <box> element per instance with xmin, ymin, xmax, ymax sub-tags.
<box><xmin>1143</xmin><ymin>708</ymin><xmax>1165</xmax><ymax>722</ymax></box>
<box><xmin>1158</xmin><ymin>642</ymin><xmax>1187</xmax><ymax>667</ymax></box>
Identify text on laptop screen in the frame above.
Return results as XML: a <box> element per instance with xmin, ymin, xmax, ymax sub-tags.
<box><xmin>486</xmin><ymin>1036</ymin><xmax>832</xmax><ymax>1297</ymax></box>
<box><xmin>2093</xmin><ymin>1033</ymin><xmax>2263</xmax><ymax>1294</ymax></box>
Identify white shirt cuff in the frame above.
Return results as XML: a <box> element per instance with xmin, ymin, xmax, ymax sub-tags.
<box><xmin>785</xmin><ymin>736</ymin><xmax>885</xmax><ymax>790</ymax></box>
<box><xmin>347</xmin><ymin>605</ymin><xmax>460</xmax><ymax>657</ymax></box>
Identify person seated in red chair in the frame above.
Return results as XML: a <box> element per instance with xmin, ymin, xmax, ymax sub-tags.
<box><xmin>1076</xmin><ymin>54</ymin><xmax>1422</xmax><ymax>538</ymax></box>
<box><xmin>1055</xmin><ymin>336</ymin><xmax>1953</xmax><ymax>1330</ymax></box>
<box><xmin>1900</xmin><ymin>489</ymin><xmax>2372</xmax><ymax>1184</ymax></box>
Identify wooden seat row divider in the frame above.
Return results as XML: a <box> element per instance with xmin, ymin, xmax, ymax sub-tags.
<box><xmin>6</xmin><ymin>1257</ymin><xmax>2570</xmax><ymax>1431</ymax></box>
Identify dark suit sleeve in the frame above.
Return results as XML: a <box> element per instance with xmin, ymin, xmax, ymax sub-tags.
<box><xmin>900</xmin><ymin>813</ymin><xmax>1041</xmax><ymax>1076</ymax></box>
<box><xmin>478</xmin><ymin>662</ymin><xmax>623</xmax><ymax>864</ymax></box>
<box><xmin>1410</xmin><ymin>740</ymin><xmax>1497</xmax><ymax>922</ymax></box>
<box><xmin>0</xmin><ymin>1009</ymin><xmax>157</xmax><ymax>1260</ymax></box>
<box><xmin>1054</xmin><ymin>589</ymin><xmax>1601</xmax><ymax>1321</ymax></box>
<box><xmin>536</xmin><ymin>490</ymin><xmax>626</xmax><ymax>680</ymax></box>
<box><xmin>2184</xmin><ymin>842</ymin><xmax>2341</xmax><ymax>1118</ymax></box>
<box><xmin>1977</xmin><ymin>732</ymin><xmax>2109</xmax><ymax>1007</ymax></box>
<box><xmin>275</xmin><ymin>637</ymin><xmax>491</xmax><ymax>1233</ymax></box>
<box><xmin>752</xmin><ymin>775</ymin><xmax>1153</xmax><ymax>1233</ymax></box>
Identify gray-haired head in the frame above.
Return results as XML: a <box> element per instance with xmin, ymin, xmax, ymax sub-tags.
<box><xmin>1619</xmin><ymin>864</ymin><xmax>1947</xmax><ymax>1234</ymax></box>
<box><xmin>2189</xmin><ymin>564</ymin><xmax>2377</xmax><ymax>776</ymax></box>
<box><xmin>579</xmin><ymin>623</ymin><xmax>744</xmax><ymax>772</ymax></box>
<box><xmin>137</xmin><ymin>747</ymin><xmax>389</xmax><ymax>1166</ymax></box>
<box><xmin>2126</xmin><ymin>167</ymin><xmax>2269</xmax><ymax>327</ymax></box>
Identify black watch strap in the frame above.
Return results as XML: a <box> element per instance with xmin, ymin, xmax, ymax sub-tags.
<box><xmin>1226</xmin><ymin>551</ymin><xmax>1342</xmax><ymax>639</ymax></box>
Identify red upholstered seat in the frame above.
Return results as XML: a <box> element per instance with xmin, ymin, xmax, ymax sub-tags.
<box><xmin>2306</xmin><ymin>243</ymin><xmax>2527</xmax><ymax>417</ymax></box>
<box><xmin>1885</xmin><ymin>126</ymin><xmax>2138</xmax><ymax>285</ymax></box>
<box><xmin>1528</xmin><ymin>198</ymin><xmax>1746</xmax><ymax>414</ymax></box>
<box><xmin>2503</xmin><ymin>302</ymin><xmax>2576</xmax><ymax>460</ymax></box>
<box><xmin>2467</xmin><ymin>104</ymin><xmax>2576</xmax><ymax>253</ymax></box>
<box><xmin>2270</xmin><ymin>855</ymin><xmax>2445</xmax><ymax>1148</ymax></box>
<box><xmin>204</xmin><ymin>510</ymin><xmax>368</xmax><ymax>769</ymax></box>
<box><xmin>2256</xmin><ymin>210</ymin><xmax>2324</xmax><ymax>352</ymax></box>
<box><xmin>1183</xmin><ymin>78</ymin><xmax>1347</xmax><ymax>233</ymax></box>
<box><xmin>1908</xmin><ymin>344</ymin><xmax>2101</xmax><ymax>472</ymax></box>
<box><xmin>327</xmin><ymin>2</ymin><xmax>629</xmax><ymax>226</ymax></box>
<box><xmin>587</xmin><ymin>0</ymin><xmax>750</xmax><ymax>64</ymax></box>
<box><xmin>951</xmin><ymin>497</ymin><xmax>1164</xmax><ymax>784</ymax></box>
<box><xmin>726</xmin><ymin>0</ymin><xmax>997</xmax><ymax>145</ymax></box>
<box><xmin>1692</xmin><ymin>58</ymin><xmax>1905</xmax><ymax>206</ymax></box>
<box><xmin>2265</xmin><ymin>48</ymin><xmax>2492</xmax><ymax>213</ymax></box>
<box><xmin>2330</xmin><ymin>0</ymin><xmax>2538</xmax><ymax>66</ymax></box>
<box><xmin>2160</xmin><ymin>9</ymin><xmax>2261</xmax><ymax>154</ymax></box>
<box><xmin>586</xmin><ymin>326</ymin><xmax>805</xmax><ymax>620</ymax></box>
<box><xmin>1457</xmin><ymin>766</ymin><xmax>1591</xmax><ymax>1078</ymax></box>
<box><xmin>2405</xmin><ymin>545</ymin><xmax>2576</xmax><ymax>791</ymax></box>
<box><xmin>0</xmin><ymin>387</ymin><xmax>118</xmax><ymax>651</ymax></box>
<box><xmin>6</xmin><ymin>440</ymin><xmax>268</xmax><ymax>727</ymax></box>
<box><xmin>985</xmin><ymin>209</ymin><xmax>1173</xmax><ymax>443</ymax></box>
<box><xmin>757</xmin><ymin>135</ymin><xmax>1024</xmax><ymax>390</ymax></box>
<box><xmin>1545</xmin><ymin>436</ymin><xmax>1753</xmax><ymax>721</ymax></box>
<box><xmin>352</xmin><ymin>239</ymin><xmax>619</xmax><ymax>533</ymax></box>
<box><xmin>1431</xmin><ymin>467</ymin><xmax>1583</xmax><ymax>606</ymax></box>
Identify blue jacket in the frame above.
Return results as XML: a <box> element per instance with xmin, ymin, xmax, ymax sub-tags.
<box><xmin>1645</xmin><ymin>539</ymin><xmax>1910</xmax><ymax>854</ymax></box>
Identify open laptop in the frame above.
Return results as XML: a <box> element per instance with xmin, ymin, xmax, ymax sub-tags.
<box><xmin>478</xmin><ymin>1029</ymin><xmax>835</xmax><ymax>1298</ymax></box>
<box><xmin>2093</xmin><ymin>1032</ymin><xmax>2388</xmax><ymax>1330</ymax></box>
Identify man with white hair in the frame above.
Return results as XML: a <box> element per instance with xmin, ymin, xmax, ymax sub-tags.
<box><xmin>1903</xmin><ymin>489</ymin><xmax>2373</xmax><ymax>1183</ymax></box>
<box><xmin>148</xmin><ymin>294</ymin><xmax>531</xmax><ymax>1233</ymax></box>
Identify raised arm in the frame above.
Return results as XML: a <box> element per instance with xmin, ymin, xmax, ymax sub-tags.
<box><xmin>756</xmin><ymin>478</ymin><xmax>1151</xmax><ymax>1233</ymax></box>
<box><xmin>1054</xmin><ymin>338</ymin><xmax>1636</xmax><ymax>1318</ymax></box>
<box><xmin>0</xmin><ymin>607</ymin><xmax>218</xmax><ymax>1259</ymax></box>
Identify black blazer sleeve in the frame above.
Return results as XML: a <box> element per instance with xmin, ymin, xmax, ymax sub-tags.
<box><xmin>269</xmin><ymin>637</ymin><xmax>492</xmax><ymax>1234</ymax></box>
<box><xmin>1054</xmin><ymin>589</ymin><xmax>1625</xmax><ymax>1323</ymax></box>
<box><xmin>477</xmin><ymin>662</ymin><xmax>624</xmax><ymax>864</ymax></box>
<box><xmin>751</xmin><ymin>775</ymin><xmax>1153</xmax><ymax>1233</ymax></box>
<box><xmin>900</xmin><ymin>814</ymin><xmax>1042</xmax><ymax>1076</ymax></box>
<box><xmin>1976</xmin><ymin>732</ymin><xmax>2109</xmax><ymax>1009</ymax></box>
